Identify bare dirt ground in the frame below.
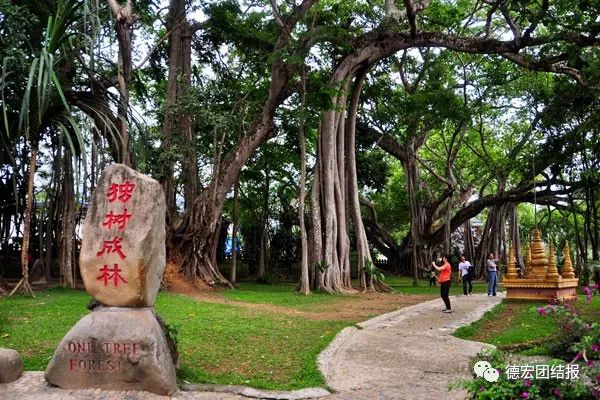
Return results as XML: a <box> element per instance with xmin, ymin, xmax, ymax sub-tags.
<box><xmin>164</xmin><ymin>271</ymin><xmax>435</xmax><ymax>322</ymax></box>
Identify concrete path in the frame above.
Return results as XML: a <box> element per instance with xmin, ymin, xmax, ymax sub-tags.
<box><xmin>0</xmin><ymin>293</ymin><xmax>502</xmax><ymax>400</ymax></box>
<box><xmin>319</xmin><ymin>293</ymin><xmax>503</xmax><ymax>400</ymax></box>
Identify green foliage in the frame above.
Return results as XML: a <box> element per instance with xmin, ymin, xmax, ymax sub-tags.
<box><xmin>356</xmin><ymin>148</ymin><xmax>391</xmax><ymax>192</ymax></box>
<box><xmin>458</xmin><ymin>294</ymin><xmax>600</xmax><ymax>399</ymax></box>
<box><xmin>538</xmin><ymin>292</ymin><xmax>600</xmax><ymax>362</ymax></box>
<box><xmin>315</xmin><ymin>260</ymin><xmax>329</xmax><ymax>273</ymax></box>
<box><xmin>454</xmin><ymin>297</ymin><xmax>600</xmax><ymax>357</ymax></box>
<box><xmin>364</xmin><ymin>259</ymin><xmax>385</xmax><ymax>283</ymax></box>
<box><xmin>164</xmin><ymin>322</ymin><xmax>181</xmax><ymax>349</ymax></box>
<box><xmin>456</xmin><ymin>349</ymin><xmax>596</xmax><ymax>400</ymax></box>
<box><xmin>367</xmin><ymin>165</ymin><xmax>410</xmax><ymax>241</ymax></box>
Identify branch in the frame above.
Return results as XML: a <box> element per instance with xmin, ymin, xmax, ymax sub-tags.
<box><xmin>356</xmin><ymin>121</ymin><xmax>409</xmax><ymax>162</ymax></box>
<box><xmin>385</xmin><ymin>0</ymin><xmax>404</xmax><ymax>23</ymax></box>
<box><xmin>403</xmin><ymin>0</ymin><xmax>418</xmax><ymax>36</ymax></box>
<box><xmin>523</xmin><ymin>0</ymin><xmax>549</xmax><ymax>38</ymax></box>
<box><xmin>499</xmin><ymin>4</ymin><xmax>521</xmax><ymax>41</ymax></box>
<box><xmin>413</xmin><ymin>154</ymin><xmax>453</xmax><ymax>186</ymax></box>
<box><xmin>107</xmin><ymin>0</ymin><xmax>121</xmax><ymax>18</ymax></box>
<box><xmin>360</xmin><ymin>197</ymin><xmax>400</xmax><ymax>251</ymax></box>
<box><xmin>501</xmin><ymin>53</ymin><xmax>600</xmax><ymax>90</ymax></box>
<box><xmin>427</xmin><ymin>180</ymin><xmax>586</xmax><ymax>246</ymax></box>
<box><xmin>274</xmin><ymin>0</ymin><xmax>318</xmax><ymax>48</ymax></box>
<box><xmin>134</xmin><ymin>30</ymin><xmax>172</xmax><ymax>71</ymax></box>
<box><xmin>270</xmin><ymin>0</ymin><xmax>286</xmax><ymax>28</ymax></box>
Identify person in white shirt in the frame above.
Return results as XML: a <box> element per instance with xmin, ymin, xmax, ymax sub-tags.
<box><xmin>458</xmin><ymin>255</ymin><xmax>473</xmax><ymax>295</ymax></box>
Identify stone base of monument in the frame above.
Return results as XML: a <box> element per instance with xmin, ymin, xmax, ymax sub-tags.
<box><xmin>503</xmin><ymin>277</ymin><xmax>579</xmax><ymax>301</ymax></box>
<box><xmin>45</xmin><ymin>306</ymin><xmax>177</xmax><ymax>395</ymax></box>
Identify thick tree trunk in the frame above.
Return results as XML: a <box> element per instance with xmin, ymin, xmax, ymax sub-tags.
<box><xmin>443</xmin><ymin>192</ymin><xmax>456</xmax><ymax>255</ymax></box>
<box><xmin>59</xmin><ymin>149</ymin><xmax>75</xmax><ymax>288</ymax></box>
<box><xmin>405</xmin><ymin>153</ymin><xmax>430</xmax><ymax>285</ymax></box>
<box><xmin>314</xmin><ymin>86</ymin><xmax>352</xmax><ymax>293</ymax></box>
<box><xmin>230</xmin><ymin>181</ymin><xmax>239</xmax><ymax>285</ymax></box>
<box><xmin>258</xmin><ymin>172</ymin><xmax>270</xmax><ymax>282</ymax></box>
<box><xmin>12</xmin><ymin>143</ymin><xmax>38</xmax><ymax>297</ymax></box>
<box><xmin>43</xmin><ymin>160</ymin><xmax>58</xmax><ymax>282</ymax></box>
<box><xmin>346</xmin><ymin>70</ymin><xmax>369</xmax><ymax>291</ymax></box>
<box><xmin>107</xmin><ymin>0</ymin><xmax>134</xmax><ymax>166</ymax></box>
<box><xmin>180</xmin><ymin>22</ymin><xmax>198</xmax><ymax>210</ymax></box>
<box><xmin>174</xmin><ymin>189</ymin><xmax>232</xmax><ymax>286</ymax></box>
<box><xmin>508</xmin><ymin>203</ymin><xmax>523</xmax><ymax>269</ymax></box>
<box><xmin>309</xmin><ymin>171</ymin><xmax>324</xmax><ymax>290</ymax></box>
<box><xmin>297</xmin><ymin>69</ymin><xmax>310</xmax><ymax>295</ymax></box>
<box><xmin>172</xmin><ymin>1</ymin><xmax>318</xmax><ymax>286</ymax></box>
<box><xmin>463</xmin><ymin>219</ymin><xmax>476</xmax><ymax>263</ymax></box>
<box><xmin>476</xmin><ymin>203</ymin><xmax>508</xmax><ymax>280</ymax></box>
<box><xmin>162</xmin><ymin>0</ymin><xmax>197</xmax><ymax>223</ymax></box>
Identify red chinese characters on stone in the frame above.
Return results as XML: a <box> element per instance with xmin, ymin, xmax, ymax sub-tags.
<box><xmin>102</xmin><ymin>209</ymin><xmax>132</xmax><ymax>231</ymax></box>
<box><xmin>96</xmin><ymin>236</ymin><xmax>126</xmax><ymax>260</ymax></box>
<box><xmin>97</xmin><ymin>180</ymin><xmax>136</xmax><ymax>288</ymax></box>
<box><xmin>107</xmin><ymin>180</ymin><xmax>136</xmax><ymax>203</ymax></box>
<box><xmin>97</xmin><ymin>264</ymin><xmax>128</xmax><ymax>287</ymax></box>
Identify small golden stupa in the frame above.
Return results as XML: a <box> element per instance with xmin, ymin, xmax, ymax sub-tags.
<box><xmin>503</xmin><ymin>229</ymin><xmax>578</xmax><ymax>301</ymax></box>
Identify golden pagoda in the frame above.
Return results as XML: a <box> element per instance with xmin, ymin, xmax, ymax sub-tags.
<box><xmin>502</xmin><ymin>229</ymin><xmax>578</xmax><ymax>301</ymax></box>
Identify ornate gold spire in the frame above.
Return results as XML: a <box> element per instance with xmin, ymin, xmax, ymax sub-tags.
<box><xmin>506</xmin><ymin>243</ymin><xmax>518</xmax><ymax>279</ymax></box>
<box><xmin>529</xmin><ymin>229</ymin><xmax>549</xmax><ymax>279</ymax></box>
<box><xmin>524</xmin><ymin>242</ymin><xmax>532</xmax><ymax>276</ymax></box>
<box><xmin>546</xmin><ymin>241</ymin><xmax>559</xmax><ymax>280</ymax></box>
<box><xmin>562</xmin><ymin>240</ymin><xmax>575</xmax><ymax>279</ymax></box>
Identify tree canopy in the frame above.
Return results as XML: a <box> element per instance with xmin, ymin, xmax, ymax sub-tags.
<box><xmin>1</xmin><ymin>0</ymin><xmax>599</xmax><ymax>293</ymax></box>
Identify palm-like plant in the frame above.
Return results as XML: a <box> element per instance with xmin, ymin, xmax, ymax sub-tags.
<box><xmin>1</xmin><ymin>0</ymin><xmax>115</xmax><ymax>294</ymax></box>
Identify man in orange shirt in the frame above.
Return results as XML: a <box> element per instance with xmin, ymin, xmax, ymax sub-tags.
<box><xmin>432</xmin><ymin>255</ymin><xmax>452</xmax><ymax>313</ymax></box>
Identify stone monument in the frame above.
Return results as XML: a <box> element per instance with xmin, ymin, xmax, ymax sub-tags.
<box><xmin>45</xmin><ymin>164</ymin><xmax>177</xmax><ymax>395</ymax></box>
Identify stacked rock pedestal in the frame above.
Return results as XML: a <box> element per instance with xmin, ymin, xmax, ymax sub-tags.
<box><xmin>45</xmin><ymin>164</ymin><xmax>177</xmax><ymax>395</ymax></box>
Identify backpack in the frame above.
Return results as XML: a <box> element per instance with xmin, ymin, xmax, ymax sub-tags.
<box><xmin>468</xmin><ymin>263</ymin><xmax>477</xmax><ymax>276</ymax></box>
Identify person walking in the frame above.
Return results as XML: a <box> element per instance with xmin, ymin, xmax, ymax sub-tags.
<box><xmin>432</xmin><ymin>255</ymin><xmax>452</xmax><ymax>313</ymax></box>
<box><xmin>487</xmin><ymin>253</ymin><xmax>498</xmax><ymax>296</ymax></box>
<box><xmin>458</xmin><ymin>255</ymin><xmax>473</xmax><ymax>296</ymax></box>
<box><xmin>428</xmin><ymin>265</ymin><xmax>437</xmax><ymax>287</ymax></box>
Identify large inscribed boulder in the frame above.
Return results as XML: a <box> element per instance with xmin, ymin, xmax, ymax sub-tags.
<box><xmin>79</xmin><ymin>163</ymin><xmax>166</xmax><ymax>307</ymax></box>
<box><xmin>45</xmin><ymin>307</ymin><xmax>177</xmax><ymax>395</ymax></box>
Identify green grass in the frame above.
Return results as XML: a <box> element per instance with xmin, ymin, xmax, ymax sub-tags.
<box><xmin>156</xmin><ymin>292</ymin><xmax>347</xmax><ymax>389</ymax></box>
<box><xmin>384</xmin><ymin>275</ymin><xmax>504</xmax><ymax>296</ymax></box>
<box><xmin>0</xmin><ymin>287</ymin><xmax>349</xmax><ymax>390</ymax></box>
<box><xmin>454</xmin><ymin>296</ymin><xmax>600</xmax><ymax>353</ymax></box>
<box><xmin>222</xmin><ymin>282</ymin><xmax>351</xmax><ymax>310</ymax></box>
<box><xmin>453</xmin><ymin>301</ymin><xmax>555</xmax><ymax>347</ymax></box>
<box><xmin>0</xmin><ymin>287</ymin><xmax>90</xmax><ymax>369</ymax></box>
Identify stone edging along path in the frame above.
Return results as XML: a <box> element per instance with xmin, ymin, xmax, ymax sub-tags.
<box><xmin>0</xmin><ymin>293</ymin><xmax>502</xmax><ymax>400</ymax></box>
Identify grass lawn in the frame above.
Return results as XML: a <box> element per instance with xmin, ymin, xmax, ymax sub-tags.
<box><xmin>0</xmin><ymin>287</ymin><xmax>349</xmax><ymax>390</ymax></box>
<box><xmin>453</xmin><ymin>295</ymin><xmax>600</xmax><ymax>355</ymax></box>
<box><xmin>221</xmin><ymin>282</ymin><xmax>350</xmax><ymax>310</ymax></box>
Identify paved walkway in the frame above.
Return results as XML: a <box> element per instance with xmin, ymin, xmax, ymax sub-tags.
<box><xmin>319</xmin><ymin>293</ymin><xmax>503</xmax><ymax>400</ymax></box>
<box><xmin>0</xmin><ymin>293</ymin><xmax>502</xmax><ymax>400</ymax></box>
